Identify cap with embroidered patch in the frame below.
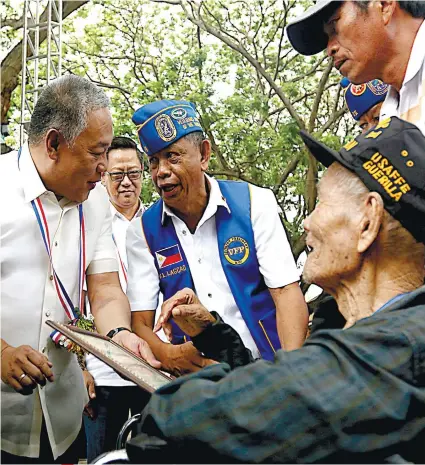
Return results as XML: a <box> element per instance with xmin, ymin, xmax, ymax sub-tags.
<box><xmin>341</xmin><ymin>78</ymin><xmax>389</xmax><ymax>121</ymax></box>
<box><xmin>286</xmin><ymin>0</ymin><xmax>339</xmax><ymax>56</ymax></box>
<box><xmin>132</xmin><ymin>100</ymin><xmax>203</xmax><ymax>156</ymax></box>
<box><xmin>300</xmin><ymin>117</ymin><xmax>425</xmax><ymax>243</ymax></box>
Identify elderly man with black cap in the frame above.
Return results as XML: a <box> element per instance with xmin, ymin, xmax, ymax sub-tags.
<box><xmin>126</xmin><ymin>99</ymin><xmax>308</xmax><ymax>376</ymax></box>
<box><xmin>125</xmin><ymin>116</ymin><xmax>425</xmax><ymax>463</ymax></box>
<box><xmin>309</xmin><ymin>77</ymin><xmax>390</xmax><ymax>332</ymax></box>
<box><xmin>286</xmin><ymin>1</ymin><xmax>425</xmax><ymax>134</ymax></box>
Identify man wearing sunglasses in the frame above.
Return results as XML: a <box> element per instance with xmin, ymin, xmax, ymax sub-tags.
<box><xmin>82</xmin><ymin>136</ymin><xmax>147</xmax><ymax>462</ymax></box>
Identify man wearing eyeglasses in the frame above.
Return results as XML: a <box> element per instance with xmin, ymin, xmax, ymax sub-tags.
<box><xmin>82</xmin><ymin>136</ymin><xmax>148</xmax><ymax>462</ymax></box>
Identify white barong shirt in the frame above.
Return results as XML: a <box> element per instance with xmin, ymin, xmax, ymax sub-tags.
<box><xmin>0</xmin><ymin>144</ymin><xmax>118</xmax><ymax>458</ymax></box>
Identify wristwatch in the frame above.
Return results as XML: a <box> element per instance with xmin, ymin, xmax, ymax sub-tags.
<box><xmin>106</xmin><ymin>327</ymin><xmax>131</xmax><ymax>339</ymax></box>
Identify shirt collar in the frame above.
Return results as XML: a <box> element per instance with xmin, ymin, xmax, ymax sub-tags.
<box><xmin>19</xmin><ymin>143</ymin><xmax>81</xmax><ymax>209</ymax></box>
<box><xmin>161</xmin><ymin>174</ymin><xmax>231</xmax><ymax>226</ymax></box>
<box><xmin>19</xmin><ymin>143</ymin><xmax>48</xmax><ymax>203</ymax></box>
<box><xmin>110</xmin><ymin>198</ymin><xmax>145</xmax><ymax>221</ymax></box>
<box><xmin>401</xmin><ymin>19</ymin><xmax>425</xmax><ymax>87</ymax></box>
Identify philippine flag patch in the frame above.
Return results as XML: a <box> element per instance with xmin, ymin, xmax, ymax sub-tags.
<box><xmin>155</xmin><ymin>245</ymin><xmax>183</xmax><ymax>269</ymax></box>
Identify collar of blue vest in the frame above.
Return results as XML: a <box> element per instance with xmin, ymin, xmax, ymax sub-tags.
<box><xmin>160</xmin><ymin>174</ymin><xmax>231</xmax><ymax>225</ymax></box>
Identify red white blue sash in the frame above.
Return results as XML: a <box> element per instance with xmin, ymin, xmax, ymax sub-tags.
<box><xmin>18</xmin><ymin>147</ymin><xmax>86</xmax><ymax>343</ymax></box>
<box><xmin>112</xmin><ymin>233</ymin><xmax>128</xmax><ymax>284</ymax></box>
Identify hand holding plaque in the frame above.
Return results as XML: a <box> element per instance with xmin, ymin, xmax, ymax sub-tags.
<box><xmin>46</xmin><ymin>321</ymin><xmax>173</xmax><ymax>393</ymax></box>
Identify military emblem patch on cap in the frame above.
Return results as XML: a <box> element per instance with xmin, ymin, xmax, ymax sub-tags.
<box><xmin>367</xmin><ymin>79</ymin><xmax>389</xmax><ymax>96</ymax></box>
<box><xmin>132</xmin><ymin>99</ymin><xmax>204</xmax><ymax>156</ymax></box>
<box><xmin>171</xmin><ymin>108</ymin><xmax>187</xmax><ymax>120</ymax></box>
<box><xmin>340</xmin><ymin>77</ymin><xmax>389</xmax><ymax>121</ymax></box>
<box><xmin>155</xmin><ymin>114</ymin><xmax>177</xmax><ymax>142</ymax></box>
<box><xmin>350</xmin><ymin>84</ymin><xmax>367</xmax><ymax>96</ymax></box>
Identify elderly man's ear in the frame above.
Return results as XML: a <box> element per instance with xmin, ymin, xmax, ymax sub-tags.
<box><xmin>45</xmin><ymin>129</ymin><xmax>61</xmax><ymax>161</ymax></box>
<box><xmin>200</xmin><ymin>139</ymin><xmax>211</xmax><ymax>172</ymax></box>
<box><xmin>357</xmin><ymin>192</ymin><xmax>385</xmax><ymax>254</ymax></box>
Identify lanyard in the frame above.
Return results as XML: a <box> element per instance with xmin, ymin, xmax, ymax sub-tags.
<box><xmin>112</xmin><ymin>233</ymin><xmax>128</xmax><ymax>284</ymax></box>
<box><xmin>18</xmin><ymin>148</ymin><xmax>86</xmax><ymax>342</ymax></box>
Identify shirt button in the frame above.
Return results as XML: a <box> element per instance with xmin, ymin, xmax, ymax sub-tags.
<box><xmin>198</xmin><ymin>258</ymin><xmax>202</xmax><ymax>264</ymax></box>
<box><xmin>49</xmin><ymin>275</ymin><xmax>53</xmax><ymax>281</ymax></box>
<box><xmin>45</xmin><ymin>311</ymin><xmax>51</xmax><ymax>317</ymax></box>
<box><xmin>208</xmin><ymin>293</ymin><xmax>212</xmax><ymax>298</ymax></box>
<box><xmin>42</xmin><ymin>347</ymin><xmax>47</xmax><ymax>354</ymax></box>
<box><xmin>182</xmin><ymin>230</ymin><xmax>187</xmax><ymax>236</ymax></box>
<box><xmin>54</xmin><ymin>241</ymin><xmax>58</xmax><ymax>246</ymax></box>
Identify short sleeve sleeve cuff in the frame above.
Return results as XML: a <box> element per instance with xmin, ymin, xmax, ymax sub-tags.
<box><xmin>86</xmin><ymin>258</ymin><xmax>118</xmax><ymax>275</ymax></box>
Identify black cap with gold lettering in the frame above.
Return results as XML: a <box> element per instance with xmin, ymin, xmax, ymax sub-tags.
<box><xmin>300</xmin><ymin>117</ymin><xmax>425</xmax><ymax>244</ymax></box>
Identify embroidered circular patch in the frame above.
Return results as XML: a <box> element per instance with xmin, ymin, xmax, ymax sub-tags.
<box><xmin>171</xmin><ymin>108</ymin><xmax>188</xmax><ymax>120</ymax></box>
<box><xmin>350</xmin><ymin>84</ymin><xmax>367</xmax><ymax>96</ymax></box>
<box><xmin>367</xmin><ymin>79</ymin><xmax>389</xmax><ymax>96</ymax></box>
<box><xmin>223</xmin><ymin>236</ymin><xmax>250</xmax><ymax>265</ymax></box>
<box><xmin>155</xmin><ymin>114</ymin><xmax>177</xmax><ymax>142</ymax></box>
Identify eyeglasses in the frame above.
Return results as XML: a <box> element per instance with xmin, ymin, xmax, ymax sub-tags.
<box><xmin>105</xmin><ymin>170</ymin><xmax>143</xmax><ymax>182</ymax></box>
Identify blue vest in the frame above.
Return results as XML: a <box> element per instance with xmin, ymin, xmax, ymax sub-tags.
<box><xmin>142</xmin><ymin>180</ymin><xmax>280</xmax><ymax>361</ymax></box>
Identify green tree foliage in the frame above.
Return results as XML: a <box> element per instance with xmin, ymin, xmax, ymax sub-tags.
<box><xmin>3</xmin><ymin>0</ymin><xmax>360</xmax><ymax>258</ymax></box>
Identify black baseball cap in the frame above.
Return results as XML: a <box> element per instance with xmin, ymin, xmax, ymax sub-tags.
<box><xmin>300</xmin><ymin>117</ymin><xmax>425</xmax><ymax>244</ymax></box>
<box><xmin>286</xmin><ymin>0</ymin><xmax>339</xmax><ymax>56</ymax></box>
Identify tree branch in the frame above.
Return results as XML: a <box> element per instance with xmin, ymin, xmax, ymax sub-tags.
<box><xmin>308</xmin><ymin>57</ymin><xmax>333</xmax><ymax>132</ymax></box>
<box><xmin>272</xmin><ymin>152</ymin><xmax>302</xmax><ymax>194</ymax></box>
<box><xmin>152</xmin><ymin>0</ymin><xmax>306</xmax><ymax>130</ymax></box>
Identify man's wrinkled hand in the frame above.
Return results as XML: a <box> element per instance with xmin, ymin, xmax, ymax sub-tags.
<box><xmin>170</xmin><ymin>303</ymin><xmax>216</xmax><ymax>338</ymax></box>
<box><xmin>112</xmin><ymin>330</ymin><xmax>161</xmax><ymax>369</ymax></box>
<box><xmin>1</xmin><ymin>344</ymin><xmax>54</xmax><ymax>395</ymax></box>
<box><xmin>83</xmin><ymin>369</ymin><xmax>97</xmax><ymax>420</ymax></box>
<box><xmin>154</xmin><ymin>288</ymin><xmax>214</xmax><ymax>340</ymax></box>
<box><xmin>160</xmin><ymin>341</ymin><xmax>216</xmax><ymax>377</ymax></box>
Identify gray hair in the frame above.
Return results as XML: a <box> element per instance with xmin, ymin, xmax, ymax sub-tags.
<box><xmin>184</xmin><ymin>131</ymin><xmax>204</xmax><ymax>150</ymax></box>
<box><xmin>28</xmin><ymin>75</ymin><xmax>110</xmax><ymax>146</ymax></box>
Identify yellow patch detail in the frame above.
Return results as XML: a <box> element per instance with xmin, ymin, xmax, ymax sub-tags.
<box><xmin>159</xmin><ymin>265</ymin><xmax>187</xmax><ymax>280</ymax></box>
<box><xmin>362</xmin><ymin>153</ymin><xmax>411</xmax><ymax>202</ymax></box>
<box><xmin>223</xmin><ymin>236</ymin><xmax>250</xmax><ymax>265</ymax></box>
<box><xmin>343</xmin><ymin>139</ymin><xmax>358</xmax><ymax>151</ymax></box>
<box><xmin>365</xmin><ymin>117</ymin><xmax>392</xmax><ymax>140</ymax></box>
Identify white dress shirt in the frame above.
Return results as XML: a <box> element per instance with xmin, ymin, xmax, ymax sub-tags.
<box><xmin>0</xmin><ymin>144</ymin><xmax>118</xmax><ymax>459</ymax></box>
<box><xmin>126</xmin><ymin>175</ymin><xmax>300</xmax><ymax>359</ymax></box>
<box><xmin>381</xmin><ymin>20</ymin><xmax>425</xmax><ymax>135</ymax></box>
<box><xmin>86</xmin><ymin>201</ymin><xmax>144</xmax><ymax>387</ymax></box>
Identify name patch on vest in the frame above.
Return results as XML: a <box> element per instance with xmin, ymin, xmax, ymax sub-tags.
<box><xmin>155</xmin><ymin>244</ymin><xmax>183</xmax><ymax>268</ymax></box>
<box><xmin>223</xmin><ymin>236</ymin><xmax>250</xmax><ymax>265</ymax></box>
<box><xmin>159</xmin><ymin>265</ymin><xmax>187</xmax><ymax>280</ymax></box>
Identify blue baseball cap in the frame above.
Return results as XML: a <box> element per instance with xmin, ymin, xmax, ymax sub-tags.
<box><xmin>341</xmin><ymin>78</ymin><xmax>389</xmax><ymax>121</ymax></box>
<box><xmin>132</xmin><ymin>100</ymin><xmax>203</xmax><ymax>156</ymax></box>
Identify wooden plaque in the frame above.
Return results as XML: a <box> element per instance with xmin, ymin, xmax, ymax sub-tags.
<box><xmin>46</xmin><ymin>320</ymin><xmax>173</xmax><ymax>393</ymax></box>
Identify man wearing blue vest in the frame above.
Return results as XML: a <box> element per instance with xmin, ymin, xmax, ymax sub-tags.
<box><xmin>126</xmin><ymin>100</ymin><xmax>308</xmax><ymax>375</ymax></box>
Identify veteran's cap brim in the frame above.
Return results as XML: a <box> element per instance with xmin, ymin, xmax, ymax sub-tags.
<box><xmin>299</xmin><ymin>130</ymin><xmax>343</xmax><ymax>168</ymax></box>
<box><xmin>286</xmin><ymin>0</ymin><xmax>338</xmax><ymax>56</ymax></box>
